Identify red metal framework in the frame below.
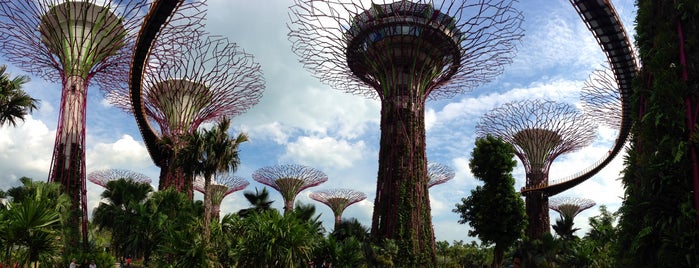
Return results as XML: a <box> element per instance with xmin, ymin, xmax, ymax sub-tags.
<box><xmin>548</xmin><ymin>196</ymin><xmax>596</xmax><ymax>219</ymax></box>
<box><xmin>193</xmin><ymin>174</ymin><xmax>249</xmax><ymax>221</ymax></box>
<box><xmin>427</xmin><ymin>162</ymin><xmax>455</xmax><ymax>188</ymax></box>
<box><xmin>310</xmin><ymin>188</ymin><xmax>367</xmax><ymax>229</ymax></box>
<box><xmin>87</xmin><ymin>169</ymin><xmax>152</xmax><ymax>188</ymax></box>
<box><xmin>0</xmin><ymin>0</ymin><xmax>150</xmax><ymax>250</ymax></box>
<box><xmin>288</xmin><ymin>1</ymin><xmax>523</xmax><ymax>263</ymax></box>
<box><xmin>252</xmin><ymin>164</ymin><xmax>328</xmax><ymax>213</ymax></box>
<box><xmin>108</xmin><ymin>2</ymin><xmax>264</xmax><ymax>196</ymax></box>
<box><xmin>581</xmin><ymin>65</ymin><xmax>622</xmax><ymax>130</ymax></box>
<box><xmin>476</xmin><ymin>99</ymin><xmax>597</xmax><ymax>239</ymax></box>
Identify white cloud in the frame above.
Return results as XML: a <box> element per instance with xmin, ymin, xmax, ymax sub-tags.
<box><xmin>282</xmin><ymin>136</ymin><xmax>367</xmax><ymax>170</ymax></box>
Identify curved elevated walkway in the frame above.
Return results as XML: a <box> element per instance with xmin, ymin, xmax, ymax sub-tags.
<box><xmin>521</xmin><ymin>0</ymin><xmax>638</xmax><ymax>196</ymax></box>
<box><xmin>129</xmin><ymin>0</ymin><xmax>182</xmax><ymax>166</ymax></box>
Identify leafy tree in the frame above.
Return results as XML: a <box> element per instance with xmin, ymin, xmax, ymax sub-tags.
<box><xmin>453</xmin><ymin>135</ymin><xmax>527</xmax><ymax>268</ymax></box>
<box><xmin>0</xmin><ymin>65</ymin><xmax>38</xmax><ymax>127</ymax></box>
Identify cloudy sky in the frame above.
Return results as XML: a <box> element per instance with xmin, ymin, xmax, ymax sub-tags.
<box><xmin>0</xmin><ymin>0</ymin><xmax>636</xmax><ymax>244</ymax></box>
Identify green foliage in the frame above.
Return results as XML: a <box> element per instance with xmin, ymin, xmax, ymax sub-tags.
<box><xmin>454</xmin><ymin>135</ymin><xmax>526</xmax><ymax>267</ymax></box>
<box><xmin>617</xmin><ymin>0</ymin><xmax>699</xmax><ymax>266</ymax></box>
<box><xmin>0</xmin><ymin>65</ymin><xmax>38</xmax><ymax>127</ymax></box>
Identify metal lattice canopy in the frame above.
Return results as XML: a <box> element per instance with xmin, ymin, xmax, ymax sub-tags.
<box><xmin>476</xmin><ymin>99</ymin><xmax>598</xmax><ymax>180</ymax></box>
<box><xmin>87</xmin><ymin>169</ymin><xmax>152</xmax><ymax>188</ymax></box>
<box><xmin>427</xmin><ymin>162</ymin><xmax>455</xmax><ymax>188</ymax></box>
<box><xmin>252</xmin><ymin>164</ymin><xmax>328</xmax><ymax>212</ymax></box>
<box><xmin>580</xmin><ymin>64</ymin><xmax>622</xmax><ymax>129</ymax></box>
<box><xmin>310</xmin><ymin>189</ymin><xmax>366</xmax><ymax>218</ymax></box>
<box><xmin>288</xmin><ymin>0</ymin><xmax>524</xmax><ymax>100</ymax></box>
<box><xmin>549</xmin><ymin>196</ymin><xmax>596</xmax><ymax>218</ymax></box>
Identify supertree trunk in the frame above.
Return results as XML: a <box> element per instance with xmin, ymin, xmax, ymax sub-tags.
<box><xmin>373</xmin><ymin>91</ymin><xmax>434</xmax><ymax>263</ymax></box>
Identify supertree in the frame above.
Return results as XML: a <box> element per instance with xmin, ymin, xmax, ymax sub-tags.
<box><xmin>193</xmin><ymin>174</ymin><xmax>249</xmax><ymax>221</ymax></box>
<box><xmin>310</xmin><ymin>188</ymin><xmax>367</xmax><ymax>230</ymax></box>
<box><xmin>252</xmin><ymin>164</ymin><xmax>328</xmax><ymax>213</ymax></box>
<box><xmin>548</xmin><ymin>196</ymin><xmax>596</xmax><ymax>219</ymax></box>
<box><xmin>87</xmin><ymin>169</ymin><xmax>152</xmax><ymax>188</ymax></box>
<box><xmin>107</xmin><ymin>10</ymin><xmax>264</xmax><ymax>197</ymax></box>
<box><xmin>549</xmin><ymin>196</ymin><xmax>595</xmax><ymax>239</ymax></box>
<box><xmin>580</xmin><ymin>65</ymin><xmax>622</xmax><ymax>129</ymax></box>
<box><xmin>476</xmin><ymin>99</ymin><xmax>597</xmax><ymax>239</ymax></box>
<box><xmin>427</xmin><ymin>162</ymin><xmax>455</xmax><ymax>188</ymax></box>
<box><xmin>288</xmin><ymin>1</ymin><xmax>523</xmax><ymax>263</ymax></box>
<box><xmin>0</xmin><ymin>0</ymin><xmax>149</xmax><ymax>249</ymax></box>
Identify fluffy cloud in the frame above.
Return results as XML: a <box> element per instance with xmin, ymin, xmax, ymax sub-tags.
<box><xmin>282</xmin><ymin>136</ymin><xmax>367</xmax><ymax>170</ymax></box>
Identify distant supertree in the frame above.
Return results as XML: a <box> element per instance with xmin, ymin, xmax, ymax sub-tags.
<box><xmin>580</xmin><ymin>65</ymin><xmax>622</xmax><ymax>129</ymax></box>
<box><xmin>252</xmin><ymin>164</ymin><xmax>328</xmax><ymax>213</ymax></box>
<box><xmin>87</xmin><ymin>169</ymin><xmax>152</xmax><ymax>188</ymax></box>
<box><xmin>108</xmin><ymin>11</ymin><xmax>264</xmax><ymax>197</ymax></box>
<box><xmin>288</xmin><ymin>1</ymin><xmax>523</xmax><ymax>263</ymax></box>
<box><xmin>310</xmin><ymin>188</ymin><xmax>367</xmax><ymax>229</ymax></box>
<box><xmin>193</xmin><ymin>174</ymin><xmax>249</xmax><ymax>221</ymax></box>
<box><xmin>549</xmin><ymin>196</ymin><xmax>596</xmax><ymax>219</ymax></box>
<box><xmin>476</xmin><ymin>99</ymin><xmax>597</xmax><ymax>239</ymax></box>
<box><xmin>0</xmin><ymin>0</ymin><xmax>149</xmax><ymax>249</ymax></box>
<box><xmin>427</xmin><ymin>162</ymin><xmax>455</xmax><ymax>188</ymax></box>
<box><xmin>549</xmin><ymin>196</ymin><xmax>596</xmax><ymax>239</ymax></box>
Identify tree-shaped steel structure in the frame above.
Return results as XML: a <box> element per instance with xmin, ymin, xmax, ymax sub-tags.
<box><xmin>288</xmin><ymin>1</ymin><xmax>523</xmax><ymax>263</ymax></box>
<box><xmin>252</xmin><ymin>164</ymin><xmax>328</xmax><ymax>213</ymax></box>
<box><xmin>427</xmin><ymin>162</ymin><xmax>455</xmax><ymax>188</ymax></box>
<box><xmin>310</xmin><ymin>188</ymin><xmax>367</xmax><ymax>229</ymax></box>
<box><xmin>108</xmin><ymin>9</ymin><xmax>264</xmax><ymax>197</ymax></box>
<box><xmin>193</xmin><ymin>174</ymin><xmax>249</xmax><ymax>221</ymax></box>
<box><xmin>476</xmin><ymin>99</ymin><xmax>597</xmax><ymax>239</ymax></box>
<box><xmin>580</xmin><ymin>65</ymin><xmax>622</xmax><ymax>129</ymax></box>
<box><xmin>87</xmin><ymin>169</ymin><xmax>152</xmax><ymax>188</ymax></box>
<box><xmin>549</xmin><ymin>196</ymin><xmax>596</xmax><ymax>219</ymax></box>
<box><xmin>0</xmin><ymin>0</ymin><xmax>149</xmax><ymax>249</ymax></box>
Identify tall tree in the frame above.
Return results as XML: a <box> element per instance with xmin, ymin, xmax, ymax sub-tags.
<box><xmin>454</xmin><ymin>135</ymin><xmax>527</xmax><ymax>268</ymax></box>
<box><xmin>0</xmin><ymin>65</ymin><xmax>38</xmax><ymax>127</ymax></box>
<box><xmin>179</xmin><ymin>118</ymin><xmax>247</xmax><ymax>242</ymax></box>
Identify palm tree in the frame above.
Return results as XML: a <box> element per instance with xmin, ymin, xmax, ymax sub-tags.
<box><xmin>238</xmin><ymin>187</ymin><xmax>274</xmax><ymax>217</ymax></box>
<box><xmin>2</xmin><ymin>179</ymin><xmax>68</xmax><ymax>267</ymax></box>
<box><xmin>92</xmin><ymin>178</ymin><xmax>153</xmax><ymax>259</ymax></box>
<box><xmin>0</xmin><ymin>65</ymin><xmax>38</xmax><ymax>127</ymax></box>
<box><xmin>179</xmin><ymin>118</ymin><xmax>247</xmax><ymax>241</ymax></box>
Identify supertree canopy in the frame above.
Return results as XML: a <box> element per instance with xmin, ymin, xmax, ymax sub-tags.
<box><xmin>0</xmin><ymin>0</ymin><xmax>149</xmax><ymax>249</ymax></box>
<box><xmin>193</xmin><ymin>174</ymin><xmax>249</xmax><ymax>221</ymax></box>
<box><xmin>252</xmin><ymin>164</ymin><xmax>328</xmax><ymax>213</ymax></box>
<box><xmin>310</xmin><ymin>188</ymin><xmax>367</xmax><ymax>229</ymax></box>
<box><xmin>476</xmin><ymin>99</ymin><xmax>597</xmax><ymax>239</ymax></box>
<box><xmin>288</xmin><ymin>1</ymin><xmax>523</xmax><ymax>264</ymax></box>
<box><xmin>580</xmin><ymin>65</ymin><xmax>622</xmax><ymax>129</ymax></box>
<box><xmin>427</xmin><ymin>162</ymin><xmax>455</xmax><ymax>188</ymax></box>
<box><xmin>107</xmin><ymin>11</ymin><xmax>264</xmax><ymax>196</ymax></box>
<box><xmin>87</xmin><ymin>169</ymin><xmax>152</xmax><ymax>188</ymax></box>
<box><xmin>548</xmin><ymin>196</ymin><xmax>596</xmax><ymax>219</ymax></box>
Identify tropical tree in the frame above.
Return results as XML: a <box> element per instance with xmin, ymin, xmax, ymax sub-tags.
<box><xmin>92</xmin><ymin>178</ymin><xmax>153</xmax><ymax>260</ymax></box>
<box><xmin>179</xmin><ymin>118</ymin><xmax>247</xmax><ymax>241</ymax></box>
<box><xmin>454</xmin><ymin>135</ymin><xmax>527</xmax><ymax>268</ymax></box>
<box><xmin>238</xmin><ymin>187</ymin><xmax>274</xmax><ymax>217</ymax></box>
<box><xmin>235</xmin><ymin>209</ymin><xmax>320</xmax><ymax>267</ymax></box>
<box><xmin>0</xmin><ymin>65</ymin><xmax>38</xmax><ymax>127</ymax></box>
<box><xmin>1</xmin><ymin>179</ymin><xmax>68</xmax><ymax>267</ymax></box>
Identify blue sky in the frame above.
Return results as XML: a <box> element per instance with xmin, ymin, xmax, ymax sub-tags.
<box><xmin>0</xmin><ymin>0</ymin><xmax>636</xmax><ymax>244</ymax></box>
